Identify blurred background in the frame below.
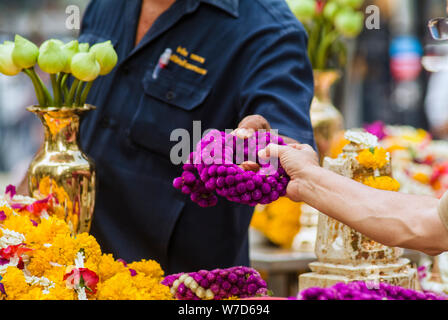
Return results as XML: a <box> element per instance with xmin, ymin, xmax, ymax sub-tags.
<box><xmin>0</xmin><ymin>0</ymin><xmax>447</xmax><ymax>187</ymax></box>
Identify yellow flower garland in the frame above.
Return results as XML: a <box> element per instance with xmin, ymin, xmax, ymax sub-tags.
<box><xmin>0</xmin><ymin>199</ymin><xmax>173</xmax><ymax>300</ymax></box>
<box><xmin>251</xmin><ymin>197</ymin><xmax>302</xmax><ymax>249</ymax></box>
<box><xmin>356</xmin><ymin>147</ymin><xmax>388</xmax><ymax>170</ymax></box>
<box><xmin>362</xmin><ymin>176</ymin><xmax>401</xmax><ymax>192</ymax></box>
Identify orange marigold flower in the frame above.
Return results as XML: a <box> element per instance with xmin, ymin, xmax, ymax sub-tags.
<box><xmin>356</xmin><ymin>147</ymin><xmax>388</xmax><ymax>170</ymax></box>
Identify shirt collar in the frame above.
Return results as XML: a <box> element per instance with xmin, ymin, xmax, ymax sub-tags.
<box><xmin>199</xmin><ymin>0</ymin><xmax>239</xmax><ymax>18</ymax></box>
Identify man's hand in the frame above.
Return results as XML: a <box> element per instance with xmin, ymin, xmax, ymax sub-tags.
<box><xmin>231</xmin><ymin>115</ymin><xmax>271</xmax><ymax>171</ymax></box>
<box><xmin>232</xmin><ymin>114</ymin><xmax>300</xmax><ymax>171</ymax></box>
<box><xmin>258</xmin><ymin>143</ymin><xmax>320</xmax><ymax>202</ymax></box>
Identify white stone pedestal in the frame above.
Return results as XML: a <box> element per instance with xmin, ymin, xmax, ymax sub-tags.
<box><xmin>298</xmin><ymin>131</ymin><xmax>417</xmax><ymax>292</ymax></box>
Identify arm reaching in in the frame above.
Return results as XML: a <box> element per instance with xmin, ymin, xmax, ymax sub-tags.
<box><xmin>258</xmin><ymin>144</ymin><xmax>448</xmax><ymax>256</ymax></box>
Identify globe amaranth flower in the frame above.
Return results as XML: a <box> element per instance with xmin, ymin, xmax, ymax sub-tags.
<box><xmin>70</xmin><ymin>52</ymin><xmax>100</xmax><ymax>81</ymax></box>
<box><xmin>11</xmin><ymin>34</ymin><xmax>39</xmax><ymax>69</ymax></box>
<box><xmin>162</xmin><ymin>266</ymin><xmax>268</xmax><ymax>300</ymax></box>
<box><xmin>173</xmin><ymin>131</ymin><xmax>289</xmax><ymax>208</ymax></box>
<box><xmin>38</xmin><ymin>39</ymin><xmax>68</xmax><ymax>74</ymax></box>
<box><xmin>89</xmin><ymin>40</ymin><xmax>118</xmax><ymax>75</ymax></box>
<box><xmin>0</xmin><ymin>41</ymin><xmax>22</xmax><ymax>76</ymax></box>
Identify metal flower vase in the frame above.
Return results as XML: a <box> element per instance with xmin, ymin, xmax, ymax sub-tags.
<box><xmin>26</xmin><ymin>104</ymin><xmax>96</xmax><ymax>235</ymax></box>
<box><xmin>310</xmin><ymin>70</ymin><xmax>344</xmax><ymax>163</ymax></box>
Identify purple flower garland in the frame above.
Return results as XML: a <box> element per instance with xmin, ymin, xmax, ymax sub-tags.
<box><xmin>297</xmin><ymin>281</ymin><xmax>447</xmax><ymax>300</ymax></box>
<box><xmin>162</xmin><ymin>266</ymin><xmax>268</xmax><ymax>300</ymax></box>
<box><xmin>173</xmin><ymin>130</ymin><xmax>290</xmax><ymax>208</ymax></box>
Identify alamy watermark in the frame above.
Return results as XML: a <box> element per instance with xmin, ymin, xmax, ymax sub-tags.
<box><xmin>365</xmin><ymin>5</ymin><xmax>380</xmax><ymax>30</ymax></box>
<box><xmin>65</xmin><ymin>4</ymin><xmax>381</xmax><ymax>31</ymax></box>
<box><xmin>170</xmin><ymin>121</ymin><xmax>280</xmax><ymax>173</ymax></box>
<box><xmin>65</xmin><ymin>5</ymin><xmax>80</xmax><ymax>30</ymax></box>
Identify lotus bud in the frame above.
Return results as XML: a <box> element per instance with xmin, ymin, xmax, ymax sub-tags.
<box><xmin>334</xmin><ymin>9</ymin><xmax>364</xmax><ymax>38</ymax></box>
<box><xmin>61</xmin><ymin>40</ymin><xmax>79</xmax><ymax>73</ymax></box>
<box><xmin>89</xmin><ymin>40</ymin><xmax>118</xmax><ymax>75</ymax></box>
<box><xmin>287</xmin><ymin>0</ymin><xmax>316</xmax><ymax>23</ymax></box>
<box><xmin>335</xmin><ymin>0</ymin><xmax>364</xmax><ymax>9</ymax></box>
<box><xmin>0</xmin><ymin>41</ymin><xmax>22</xmax><ymax>76</ymax></box>
<box><xmin>78</xmin><ymin>43</ymin><xmax>90</xmax><ymax>52</ymax></box>
<box><xmin>12</xmin><ymin>35</ymin><xmax>39</xmax><ymax>69</ymax></box>
<box><xmin>70</xmin><ymin>52</ymin><xmax>100</xmax><ymax>81</ymax></box>
<box><xmin>39</xmin><ymin>39</ymin><xmax>64</xmax><ymax>51</ymax></box>
<box><xmin>323</xmin><ymin>1</ymin><xmax>340</xmax><ymax>21</ymax></box>
<box><xmin>38</xmin><ymin>40</ymin><xmax>68</xmax><ymax>74</ymax></box>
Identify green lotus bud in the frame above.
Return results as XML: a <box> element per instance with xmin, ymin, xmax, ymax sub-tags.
<box><xmin>335</xmin><ymin>0</ymin><xmax>364</xmax><ymax>9</ymax></box>
<box><xmin>38</xmin><ymin>40</ymin><xmax>68</xmax><ymax>74</ymax></box>
<box><xmin>39</xmin><ymin>39</ymin><xmax>64</xmax><ymax>52</ymax></box>
<box><xmin>79</xmin><ymin>43</ymin><xmax>90</xmax><ymax>52</ymax></box>
<box><xmin>61</xmin><ymin>40</ymin><xmax>79</xmax><ymax>73</ymax></box>
<box><xmin>70</xmin><ymin>52</ymin><xmax>100</xmax><ymax>81</ymax></box>
<box><xmin>89</xmin><ymin>40</ymin><xmax>118</xmax><ymax>75</ymax></box>
<box><xmin>12</xmin><ymin>35</ymin><xmax>39</xmax><ymax>69</ymax></box>
<box><xmin>0</xmin><ymin>41</ymin><xmax>22</xmax><ymax>76</ymax></box>
<box><xmin>335</xmin><ymin>9</ymin><xmax>364</xmax><ymax>37</ymax></box>
<box><xmin>323</xmin><ymin>2</ymin><xmax>340</xmax><ymax>20</ymax></box>
<box><xmin>287</xmin><ymin>0</ymin><xmax>316</xmax><ymax>23</ymax></box>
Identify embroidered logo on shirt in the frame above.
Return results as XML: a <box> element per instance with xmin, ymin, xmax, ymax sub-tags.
<box><xmin>169</xmin><ymin>46</ymin><xmax>208</xmax><ymax>76</ymax></box>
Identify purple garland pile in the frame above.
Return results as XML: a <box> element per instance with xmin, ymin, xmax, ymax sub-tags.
<box><xmin>162</xmin><ymin>266</ymin><xmax>268</xmax><ymax>300</ymax></box>
<box><xmin>297</xmin><ymin>281</ymin><xmax>447</xmax><ymax>300</ymax></box>
<box><xmin>173</xmin><ymin>130</ymin><xmax>289</xmax><ymax>208</ymax></box>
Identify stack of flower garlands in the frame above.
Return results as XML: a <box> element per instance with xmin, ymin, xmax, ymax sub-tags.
<box><xmin>0</xmin><ymin>185</ymin><xmax>270</xmax><ymax>300</ymax></box>
<box><xmin>0</xmin><ymin>34</ymin><xmax>117</xmax><ymax>107</ymax></box>
<box><xmin>0</xmin><ymin>185</ymin><xmax>172</xmax><ymax>300</ymax></box>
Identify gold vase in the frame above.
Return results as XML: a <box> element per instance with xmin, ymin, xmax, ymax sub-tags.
<box><xmin>26</xmin><ymin>105</ymin><xmax>96</xmax><ymax>235</ymax></box>
<box><xmin>310</xmin><ymin>70</ymin><xmax>344</xmax><ymax>163</ymax></box>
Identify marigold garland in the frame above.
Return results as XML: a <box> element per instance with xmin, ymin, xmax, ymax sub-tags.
<box><xmin>356</xmin><ymin>147</ymin><xmax>388</xmax><ymax>170</ymax></box>
<box><xmin>362</xmin><ymin>176</ymin><xmax>401</xmax><ymax>192</ymax></box>
<box><xmin>250</xmin><ymin>197</ymin><xmax>302</xmax><ymax>249</ymax></box>
<box><xmin>0</xmin><ymin>186</ymin><xmax>174</xmax><ymax>300</ymax></box>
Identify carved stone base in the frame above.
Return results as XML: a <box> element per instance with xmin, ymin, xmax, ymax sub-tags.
<box><xmin>298</xmin><ymin>258</ymin><xmax>417</xmax><ymax>292</ymax></box>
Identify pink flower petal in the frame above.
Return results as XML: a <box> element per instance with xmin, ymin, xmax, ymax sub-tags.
<box><xmin>5</xmin><ymin>185</ymin><xmax>16</xmax><ymax>200</ymax></box>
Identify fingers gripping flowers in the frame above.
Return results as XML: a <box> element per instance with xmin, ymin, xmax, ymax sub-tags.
<box><xmin>0</xmin><ymin>34</ymin><xmax>118</xmax><ymax>108</ymax></box>
<box><xmin>173</xmin><ymin>130</ymin><xmax>290</xmax><ymax>207</ymax></box>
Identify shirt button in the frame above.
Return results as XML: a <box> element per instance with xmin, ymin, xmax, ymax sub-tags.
<box><xmin>166</xmin><ymin>91</ymin><xmax>176</xmax><ymax>101</ymax></box>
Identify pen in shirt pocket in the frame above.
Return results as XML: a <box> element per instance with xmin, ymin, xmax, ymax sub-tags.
<box><xmin>152</xmin><ymin>48</ymin><xmax>172</xmax><ymax>79</ymax></box>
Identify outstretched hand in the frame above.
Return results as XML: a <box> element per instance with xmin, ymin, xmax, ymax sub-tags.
<box><xmin>258</xmin><ymin>143</ymin><xmax>320</xmax><ymax>202</ymax></box>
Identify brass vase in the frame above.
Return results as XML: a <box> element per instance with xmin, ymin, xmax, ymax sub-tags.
<box><xmin>26</xmin><ymin>105</ymin><xmax>96</xmax><ymax>235</ymax></box>
<box><xmin>310</xmin><ymin>70</ymin><xmax>344</xmax><ymax>163</ymax></box>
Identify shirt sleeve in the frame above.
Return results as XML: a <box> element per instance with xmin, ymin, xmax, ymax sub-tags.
<box><xmin>238</xmin><ymin>25</ymin><xmax>316</xmax><ymax>148</ymax></box>
<box><xmin>438</xmin><ymin>191</ymin><xmax>448</xmax><ymax>233</ymax></box>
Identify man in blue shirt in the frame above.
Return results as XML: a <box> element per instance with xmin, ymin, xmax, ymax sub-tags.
<box><xmin>76</xmin><ymin>0</ymin><xmax>315</xmax><ymax>274</ymax></box>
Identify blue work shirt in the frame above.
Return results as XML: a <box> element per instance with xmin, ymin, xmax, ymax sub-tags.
<box><xmin>78</xmin><ymin>0</ymin><xmax>315</xmax><ymax>274</ymax></box>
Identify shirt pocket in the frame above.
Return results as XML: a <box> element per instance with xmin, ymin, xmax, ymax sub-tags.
<box><xmin>129</xmin><ymin>64</ymin><xmax>212</xmax><ymax>157</ymax></box>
